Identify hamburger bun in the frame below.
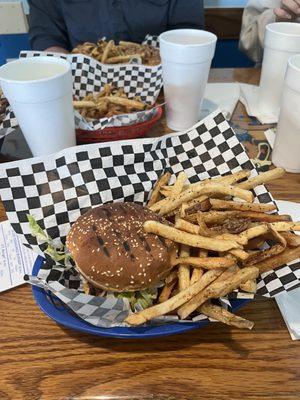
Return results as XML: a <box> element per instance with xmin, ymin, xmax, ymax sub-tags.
<box><xmin>66</xmin><ymin>203</ymin><xmax>176</xmax><ymax>292</ymax></box>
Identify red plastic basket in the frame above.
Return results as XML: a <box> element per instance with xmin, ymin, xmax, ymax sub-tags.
<box><xmin>76</xmin><ymin>106</ymin><xmax>163</xmax><ymax>144</ymax></box>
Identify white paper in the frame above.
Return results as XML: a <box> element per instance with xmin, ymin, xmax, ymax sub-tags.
<box><xmin>265</xmin><ymin>128</ymin><xmax>276</xmax><ymax>149</ymax></box>
<box><xmin>200</xmin><ymin>82</ymin><xmax>240</xmax><ymax>120</ymax></box>
<box><xmin>0</xmin><ymin>220</ymin><xmax>37</xmax><ymax>292</ymax></box>
<box><xmin>276</xmin><ymin>200</ymin><xmax>300</xmax><ymax>224</ymax></box>
<box><xmin>239</xmin><ymin>83</ymin><xmax>278</xmax><ymax>124</ymax></box>
<box><xmin>275</xmin><ymin>200</ymin><xmax>300</xmax><ymax>340</ymax></box>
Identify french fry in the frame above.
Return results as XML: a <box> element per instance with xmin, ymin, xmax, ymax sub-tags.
<box><xmin>163</xmin><ymin>170</ymin><xmax>251</xmax><ymax>194</ymax></box>
<box><xmin>219</xmin><ymin>170</ymin><xmax>251</xmax><ymax>184</ymax></box>
<box><xmin>172</xmin><ymin>256</ymin><xmax>236</xmax><ymax>269</ymax></box>
<box><xmin>217</xmin><ymin>234</ymin><xmax>248</xmax><ymax>246</ymax></box>
<box><xmin>159</xmin><ymin>188</ymin><xmax>172</xmax><ymax>198</ymax></box>
<box><xmin>143</xmin><ymin>221</ymin><xmax>241</xmax><ymax>252</ymax></box>
<box><xmin>229</xmin><ymin>249</ymin><xmax>249</xmax><ymax>261</ymax></box>
<box><xmin>125</xmin><ymin>269</ymin><xmax>223</xmax><ymax>325</ymax></box>
<box><xmin>105</xmin><ymin>96</ymin><xmax>146</xmax><ymax>110</ymax></box>
<box><xmin>159</xmin><ymin>280</ymin><xmax>177</xmax><ymax>303</ymax></box>
<box><xmin>147</xmin><ymin>172</ymin><xmax>171</xmax><ymax>207</ymax></box>
<box><xmin>238</xmin><ymin>167</ymin><xmax>285</xmax><ymax>190</ymax></box>
<box><xmin>200</xmin><ymin>211</ymin><xmax>244</xmax><ymax>225</ymax></box>
<box><xmin>239</xmin><ymin>224</ymin><xmax>269</xmax><ymax>241</ymax></box>
<box><xmin>101</xmin><ymin>39</ymin><xmax>114</xmax><ymax>63</ymax></box>
<box><xmin>243</xmin><ymin>227</ymin><xmax>287</xmax><ymax>266</ymax></box>
<box><xmin>240</xmin><ymin>222</ymin><xmax>300</xmax><ymax>242</ymax></box>
<box><xmin>177</xmin><ymin>266</ymin><xmax>259</xmax><ymax>319</ymax></box>
<box><xmin>281</xmin><ymin>232</ymin><xmax>300</xmax><ymax>247</ymax></box>
<box><xmin>184</xmin><ymin>198</ymin><xmax>211</xmax><ymax>215</ymax></box>
<box><xmin>171</xmin><ymin>172</ymin><xmax>188</xmax><ymax>196</ymax></box>
<box><xmin>237</xmin><ymin>211</ymin><xmax>291</xmax><ymax>222</ymax></box>
<box><xmin>174</xmin><ymin>218</ymin><xmax>247</xmax><ymax>245</ymax></box>
<box><xmin>73</xmin><ymin>100</ymin><xmax>96</xmax><ymax>109</ymax></box>
<box><xmin>239</xmin><ymin>279</ymin><xmax>257</xmax><ymax>293</ymax></box>
<box><xmin>200</xmin><ymin>210</ymin><xmax>290</xmax><ymax>225</ymax></box>
<box><xmin>165</xmin><ymin>270</ymin><xmax>178</xmax><ymax>285</ymax></box>
<box><xmin>199</xmin><ymin>302</ymin><xmax>254</xmax><ymax>330</ymax></box>
<box><xmin>270</xmin><ymin>221</ymin><xmax>300</xmax><ymax>231</ymax></box>
<box><xmin>106</xmin><ymin>54</ymin><xmax>141</xmax><ymax>64</ymax></box>
<box><xmin>254</xmin><ymin>245</ymin><xmax>300</xmax><ymax>273</ymax></box>
<box><xmin>210</xmin><ymin>199</ymin><xmax>276</xmax><ymax>213</ymax></box>
<box><xmin>119</xmin><ymin>40</ymin><xmax>140</xmax><ymax>47</ymax></box>
<box><xmin>190</xmin><ymin>250</ymin><xmax>206</xmax><ymax>285</ymax></box>
<box><xmin>178</xmin><ymin>245</ymin><xmax>190</xmax><ymax>291</ymax></box>
<box><xmin>174</xmin><ymin>218</ymin><xmax>199</xmax><ymax>234</ymax></box>
<box><xmin>159</xmin><ymin>183</ymin><xmax>254</xmax><ymax>216</ymax></box>
<box><xmin>213</xmin><ymin>265</ymin><xmax>240</xmax><ymax>286</ymax></box>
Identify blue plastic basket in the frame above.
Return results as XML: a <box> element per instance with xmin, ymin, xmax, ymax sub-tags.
<box><xmin>32</xmin><ymin>256</ymin><xmax>250</xmax><ymax>339</ymax></box>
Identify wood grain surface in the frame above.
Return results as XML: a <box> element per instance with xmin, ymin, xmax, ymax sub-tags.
<box><xmin>1</xmin><ymin>68</ymin><xmax>300</xmax><ymax>400</ymax></box>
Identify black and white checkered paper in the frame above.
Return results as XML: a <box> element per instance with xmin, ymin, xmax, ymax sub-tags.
<box><xmin>0</xmin><ymin>36</ymin><xmax>162</xmax><ymax>136</ymax></box>
<box><xmin>1</xmin><ymin>110</ymin><xmax>300</xmax><ymax>328</ymax></box>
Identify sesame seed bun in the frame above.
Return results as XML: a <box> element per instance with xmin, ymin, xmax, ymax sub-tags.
<box><xmin>66</xmin><ymin>203</ymin><xmax>177</xmax><ymax>292</ymax></box>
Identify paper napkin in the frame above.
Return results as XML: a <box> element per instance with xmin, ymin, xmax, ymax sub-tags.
<box><xmin>275</xmin><ymin>199</ymin><xmax>300</xmax><ymax>340</ymax></box>
<box><xmin>0</xmin><ymin>220</ymin><xmax>37</xmax><ymax>292</ymax></box>
<box><xmin>239</xmin><ymin>83</ymin><xmax>278</xmax><ymax>124</ymax></box>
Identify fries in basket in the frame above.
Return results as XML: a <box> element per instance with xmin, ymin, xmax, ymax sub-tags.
<box><xmin>73</xmin><ymin>84</ymin><xmax>151</xmax><ymax>120</ymax></box>
<box><xmin>122</xmin><ymin>167</ymin><xmax>300</xmax><ymax>329</ymax></box>
<box><xmin>72</xmin><ymin>39</ymin><xmax>161</xmax><ymax>66</ymax></box>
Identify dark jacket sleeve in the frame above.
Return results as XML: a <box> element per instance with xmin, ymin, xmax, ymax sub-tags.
<box><xmin>28</xmin><ymin>0</ymin><xmax>71</xmax><ymax>51</ymax></box>
<box><xmin>167</xmin><ymin>0</ymin><xmax>204</xmax><ymax>30</ymax></box>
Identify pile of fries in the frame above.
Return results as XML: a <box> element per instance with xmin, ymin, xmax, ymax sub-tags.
<box><xmin>73</xmin><ymin>84</ymin><xmax>151</xmax><ymax>119</ymax></box>
<box><xmin>72</xmin><ymin>39</ymin><xmax>161</xmax><ymax>66</ymax></box>
<box><xmin>125</xmin><ymin>167</ymin><xmax>300</xmax><ymax>329</ymax></box>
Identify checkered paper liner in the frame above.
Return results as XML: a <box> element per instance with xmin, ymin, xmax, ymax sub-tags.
<box><xmin>1</xmin><ymin>109</ymin><xmax>300</xmax><ymax>328</ymax></box>
<box><xmin>0</xmin><ymin>36</ymin><xmax>162</xmax><ymax>136</ymax></box>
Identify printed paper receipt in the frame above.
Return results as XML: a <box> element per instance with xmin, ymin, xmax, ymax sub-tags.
<box><xmin>0</xmin><ymin>220</ymin><xmax>37</xmax><ymax>292</ymax></box>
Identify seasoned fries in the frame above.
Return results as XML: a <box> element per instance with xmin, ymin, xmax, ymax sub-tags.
<box><xmin>240</xmin><ymin>279</ymin><xmax>257</xmax><ymax>294</ymax></box>
<box><xmin>237</xmin><ymin>167</ymin><xmax>285</xmax><ymax>189</ymax></box>
<box><xmin>210</xmin><ymin>199</ymin><xmax>276</xmax><ymax>213</ymax></box>
<box><xmin>253</xmin><ymin>245</ymin><xmax>300</xmax><ymax>273</ymax></box>
<box><xmin>172</xmin><ymin>256</ymin><xmax>236</xmax><ymax>269</ymax></box>
<box><xmin>147</xmin><ymin>172</ymin><xmax>171</xmax><ymax>207</ymax></box>
<box><xmin>143</xmin><ymin>221</ymin><xmax>240</xmax><ymax>252</ymax></box>
<box><xmin>190</xmin><ymin>250</ymin><xmax>206</xmax><ymax>285</ymax></box>
<box><xmin>177</xmin><ymin>267</ymin><xmax>259</xmax><ymax>319</ymax></box>
<box><xmin>199</xmin><ymin>302</ymin><xmax>254</xmax><ymax>330</ymax></box>
<box><xmin>124</xmin><ymin>167</ymin><xmax>300</xmax><ymax>330</ymax></box>
<box><xmin>158</xmin><ymin>183</ymin><xmax>254</xmax><ymax>215</ymax></box>
<box><xmin>125</xmin><ymin>269</ymin><xmax>223</xmax><ymax>325</ymax></box>
<box><xmin>73</xmin><ymin>84</ymin><xmax>151</xmax><ymax>120</ymax></box>
<box><xmin>72</xmin><ymin>39</ymin><xmax>161</xmax><ymax>66</ymax></box>
<box><xmin>178</xmin><ymin>245</ymin><xmax>190</xmax><ymax>291</ymax></box>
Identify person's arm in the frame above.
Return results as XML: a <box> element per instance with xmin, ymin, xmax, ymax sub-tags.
<box><xmin>239</xmin><ymin>0</ymin><xmax>279</xmax><ymax>64</ymax></box>
<box><xmin>167</xmin><ymin>0</ymin><xmax>205</xmax><ymax>30</ymax></box>
<box><xmin>28</xmin><ymin>0</ymin><xmax>71</xmax><ymax>52</ymax></box>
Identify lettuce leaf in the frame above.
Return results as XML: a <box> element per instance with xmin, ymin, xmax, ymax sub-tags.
<box><xmin>116</xmin><ymin>287</ymin><xmax>158</xmax><ymax>310</ymax></box>
<box><xmin>27</xmin><ymin>214</ymin><xmax>72</xmax><ymax>266</ymax></box>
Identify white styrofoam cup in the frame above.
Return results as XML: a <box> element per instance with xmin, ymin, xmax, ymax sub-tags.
<box><xmin>0</xmin><ymin>57</ymin><xmax>75</xmax><ymax>157</ymax></box>
<box><xmin>272</xmin><ymin>54</ymin><xmax>300</xmax><ymax>173</ymax></box>
<box><xmin>259</xmin><ymin>22</ymin><xmax>300</xmax><ymax>119</ymax></box>
<box><xmin>159</xmin><ymin>29</ymin><xmax>217</xmax><ymax>131</ymax></box>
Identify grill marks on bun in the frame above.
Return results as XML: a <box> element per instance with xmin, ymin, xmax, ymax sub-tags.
<box><xmin>66</xmin><ymin>203</ymin><xmax>176</xmax><ymax>292</ymax></box>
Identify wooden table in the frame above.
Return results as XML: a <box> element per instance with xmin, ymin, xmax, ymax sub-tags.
<box><xmin>1</xmin><ymin>69</ymin><xmax>300</xmax><ymax>400</ymax></box>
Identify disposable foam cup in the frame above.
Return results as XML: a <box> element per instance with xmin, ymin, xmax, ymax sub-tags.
<box><xmin>272</xmin><ymin>54</ymin><xmax>300</xmax><ymax>173</ymax></box>
<box><xmin>159</xmin><ymin>29</ymin><xmax>217</xmax><ymax>131</ymax></box>
<box><xmin>0</xmin><ymin>57</ymin><xmax>75</xmax><ymax>157</ymax></box>
<box><xmin>258</xmin><ymin>22</ymin><xmax>300</xmax><ymax>119</ymax></box>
